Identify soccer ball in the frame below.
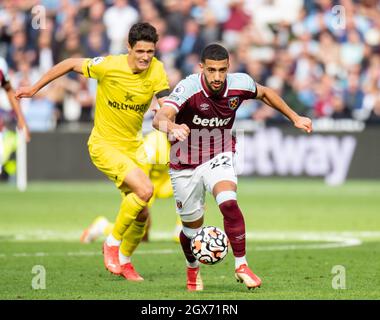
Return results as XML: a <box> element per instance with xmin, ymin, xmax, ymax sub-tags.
<box><xmin>190</xmin><ymin>226</ymin><xmax>229</xmax><ymax>265</ymax></box>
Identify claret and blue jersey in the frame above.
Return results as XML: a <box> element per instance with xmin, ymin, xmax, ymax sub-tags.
<box><xmin>164</xmin><ymin>72</ymin><xmax>258</xmax><ymax>169</ymax></box>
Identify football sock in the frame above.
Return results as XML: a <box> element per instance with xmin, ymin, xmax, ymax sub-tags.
<box><xmin>111</xmin><ymin>192</ymin><xmax>147</xmax><ymax>240</ymax></box>
<box><xmin>119</xmin><ymin>250</ymin><xmax>131</xmax><ymax>265</ymax></box>
<box><xmin>141</xmin><ymin>214</ymin><xmax>151</xmax><ymax>242</ymax></box>
<box><xmin>235</xmin><ymin>256</ymin><xmax>248</xmax><ymax>269</ymax></box>
<box><xmin>120</xmin><ymin>219</ymin><xmax>147</xmax><ymax>257</ymax></box>
<box><xmin>180</xmin><ymin>230</ymin><xmax>197</xmax><ymax>264</ymax></box>
<box><xmin>106</xmin><ymin>234</ymin><xmax>121</xmax><ymax>247</ymax></box>
<box><xmin>219</xmin><ymin>200</ymin><xmax>246</xmax><ymax>257</ymax></box>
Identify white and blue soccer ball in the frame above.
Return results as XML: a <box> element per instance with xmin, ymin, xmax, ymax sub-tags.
<box><xmin>190</xmin><ymin>226</ymin><xmax>229</xmax><ymax>265</ymax></box>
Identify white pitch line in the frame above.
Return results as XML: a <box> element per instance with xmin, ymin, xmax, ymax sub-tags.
<box><xmin>254</xmin><ymin>238</ymin><xmax>362</xmax><ymax>251</ymax></box>
<box><xmin>0</xmin><ymin>231</ymin><xmax>375</xmax><ymax>258</ymax></box>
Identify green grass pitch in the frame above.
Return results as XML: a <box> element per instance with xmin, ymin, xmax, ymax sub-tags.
<box><xmin>0</xmin><ymin>178</ymin><xmax>379</xmax><ymax>300</ymax></box>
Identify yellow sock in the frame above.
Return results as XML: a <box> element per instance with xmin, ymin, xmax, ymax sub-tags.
<box><xmin>120</xmin><ymin>219</ymin><xmax>147</xmax><ymax>257</ymax></box>
<box><xmin>111</xmin><ymin>192</ymin><xmax>147</xmax><ymax>241</ymax></box>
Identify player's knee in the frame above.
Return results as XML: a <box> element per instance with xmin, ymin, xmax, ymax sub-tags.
<box><xmin>136</xmin><ymin>184</ymin><xmax>154</xmax><ymax>202</ymax></box>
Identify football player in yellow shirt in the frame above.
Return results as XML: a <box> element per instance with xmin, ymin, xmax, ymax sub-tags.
<box><xmin>15</xmin><ymin>23</ymin><xmax>171</xmax><ymax>281</ymax></box>
<box><xmin>80</xmin><ymin>129</ymin><xmax>182</xmax><ymax>244</ymax></box>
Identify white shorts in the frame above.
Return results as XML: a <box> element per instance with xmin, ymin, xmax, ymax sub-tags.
<box><xmin>169</xmin><ymin>152</ymin><xmax>238</xmax><ymax>222</ymax></box>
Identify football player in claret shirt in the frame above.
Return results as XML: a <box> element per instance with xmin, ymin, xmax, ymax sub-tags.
<box><xmin>16</xmin><ymin>22</ymin><xmax>171</xmax><ymax>281</ymax></box>
<box><xmin>154</xmin><ymin>44</ymin><xmax>312</xmax><ymax>291</ymax></box>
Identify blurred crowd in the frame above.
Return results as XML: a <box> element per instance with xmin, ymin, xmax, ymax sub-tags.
<box><xmin>1</xmin><ymin>0</ymin><xmax>380</xmax><ymax>131</ymax></box>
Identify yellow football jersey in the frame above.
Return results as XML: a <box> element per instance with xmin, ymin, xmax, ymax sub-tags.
<box><xmin>82</xmin><ymin>55</ymin><xmax>169</xmax><ymax>152</ymax></box>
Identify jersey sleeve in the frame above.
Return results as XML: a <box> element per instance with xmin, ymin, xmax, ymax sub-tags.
<box><xmin>81</xmin><ymin>56</ymin><xmax>108</xmax><ymax>81</ymax></box>
<box><xmin>164</xmin><ymin>79</ymin><xmax>194</xmax><ymax>113</ymax></box>
<box><xmin>153</xmin><ymin>61</ymin><xmax>170</xmax><ymax>97</ymax></box>
<box><xmin>243</xmin><ymin>73</ymin><xmax>258</xmax><ymax>99</ymax></box>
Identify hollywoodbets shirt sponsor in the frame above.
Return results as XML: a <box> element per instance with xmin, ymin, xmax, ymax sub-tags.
<box><xmin>164</xmin><ymin>73</ymin><xmax>257</xmax><ymax>170</ymax></box>
<box><xmin>107</xmin><ymin>99</ymin><xmax>149</xmax><ymax>114</ymax></box>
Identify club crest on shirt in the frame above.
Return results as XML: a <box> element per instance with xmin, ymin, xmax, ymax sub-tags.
<box><xmin>176</xmin><ymin>200</ymin><xmax>183</xmax><ymax>210</ymax></box>
<box><xmin>143</xmin><ymin>80</ymin><xmax>152</xmax><ymax>88</ymax></box>
<box><xmin>228</xmin><ymin>96</ymin><xmax>239</xmax><ymax>110</ymax></box>
<box><xmin>200</xmin><ymin>103</ymin><xmax>209</xmax><ymax>111</ymax></box>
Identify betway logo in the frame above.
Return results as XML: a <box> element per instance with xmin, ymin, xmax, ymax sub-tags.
<box><xmin>192</xmin><ymin>114</ymin><xmax>231</xmax><ymax>127</ymax></box>
<box><xmin>236</xmin><ymin>128</ymin><xmax>357</xmax><ymax>185</ymax></box>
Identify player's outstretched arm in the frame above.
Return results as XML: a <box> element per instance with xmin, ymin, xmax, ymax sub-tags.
<box><xmin>15</xmin><ymin>58</ymin><xmax>86</xmax><ymax>99</ymax></box>
<box><xmin>255</xmin><ymin>83</ymin><xmax>312</xmax><ymax>133</ymax></box>
<box><xmin>153</xmin><ymin>105</ymin><xmax>190</xmax><ymax>142</ymax></box>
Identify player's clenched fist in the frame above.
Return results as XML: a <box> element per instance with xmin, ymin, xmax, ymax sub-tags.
<box><xmin>15</xmin><ymin>86</ymin><xmax>36</xmax><ymax>99</ymax></box>
<box><xmin>293</xmin><ymin>116</ymin><xmax>313</xmax><ymax>134</ymax></box>
<box><xmin>169</xmin><ymin>123</ymin><xmax>190</xmax><ymax>142</ymax></box>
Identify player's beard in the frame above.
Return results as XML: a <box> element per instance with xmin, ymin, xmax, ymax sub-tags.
<box><xmin>204</xmin><ymin>76</ymin><xmax>224</xmax><ymax>94</ymax></box>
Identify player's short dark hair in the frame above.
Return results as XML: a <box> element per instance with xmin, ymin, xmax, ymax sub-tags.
<box><xmin>128</xmin><ymin>22</ymin><xmax>159</xmax><ymax>48</ymax></box>
<box><xmin>201</xmin><ymin>44</ymin><xmax>229</xmax><ymax>62</ymax></box>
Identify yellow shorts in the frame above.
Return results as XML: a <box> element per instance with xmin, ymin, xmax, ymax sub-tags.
<box><xmin>88</xmin><ymin>139</ymin><xmax>150</xmax><ymax>192</ymax></box>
